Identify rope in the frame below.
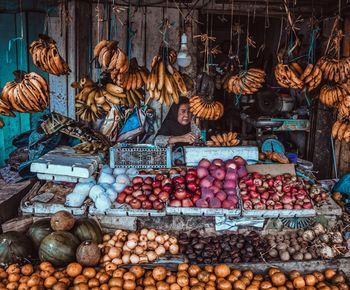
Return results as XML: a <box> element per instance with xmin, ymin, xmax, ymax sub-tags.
<box><xmin>331</xmin><ymin>136</ymin><xmax>338</xmax><ymax>179</ymax></box>
<box><xmin>235</xmin><ymin>44</ymin><xmax>249</xmax><ymax>107</ymax></box>
<box><xmin>276</xmin><ymin>16</ymin><xmax>283</xmax><ymax>56</ymax></box>
<box><xmin>307</xmin><ymin>27</ymin><xmax>319</xmax><ymax>64</ymax></box>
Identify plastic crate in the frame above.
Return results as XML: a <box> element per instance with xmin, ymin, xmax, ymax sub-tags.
<box><xmin>110</xmin><ymin>144</ymin><xmax>172</xmax><ymax>168</ymax></box>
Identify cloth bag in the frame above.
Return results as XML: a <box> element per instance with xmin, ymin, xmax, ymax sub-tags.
<box><xmin>117</xmin><ymin>107</ymin><xmax>146</xmax><ymax>142</ymax></box>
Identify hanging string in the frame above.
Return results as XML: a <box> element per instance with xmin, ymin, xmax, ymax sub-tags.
<box><xmin>257</xmin><ymin>1</ymin><xmax>269</xmax><ymax>58</ymax></box>
<box><xmin>203</xmin><ymin>8</ymin><xmax>209</xmax><ymax>73</ymax></box>
<box><xmin>228</xmin><ymin>0</ymin><xmax>234</xmax><ymax>56</ymax></box>
<box><xmin>307</xmin><ymin>27</ymin><xmax>319</xmax><ymax>64</ymax></box>
<box><xmin>235</xmin><ymin>9</ymin><xmax>250</xmax><ymax>107</ymax></box>
<box><xmin>96</xmin><ymin>0</ymin><xmax>102</xmax><ymax>82</ymax></box>
<box><xmin>245</xmin><ymin>8</ymin><xmax>250</xmax><ymax>69</ymax></box>
<box><xmin>276</xmin><ymin>16</ymin><xmax>283</xmax><ymax>59</ymax></box>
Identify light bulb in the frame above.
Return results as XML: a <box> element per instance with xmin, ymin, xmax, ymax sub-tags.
<box><xmin>177</xmin><ymin>33</ymin><xmax>191</xmax><ymax>67</ymax></box>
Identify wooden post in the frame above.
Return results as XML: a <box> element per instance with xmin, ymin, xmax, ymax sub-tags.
<box><xmin>310</xmin><ymin>18</ymin><xmax>336</xmax><ymax>179</ymax></box>
<box><xmin>336</xmin><ymin>17</ymin><xmax>350</xmax><ymax>176</ymax></box>
<box><xmin>48</xmin><ymin>0</ymin><xmax>90</xmax><ymax>119</ymax></box>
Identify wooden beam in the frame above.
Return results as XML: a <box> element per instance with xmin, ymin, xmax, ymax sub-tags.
<box><xmin>48</xmin><ymin>0</ymin><xmax>90</xmax><ymax>119</ymax></box>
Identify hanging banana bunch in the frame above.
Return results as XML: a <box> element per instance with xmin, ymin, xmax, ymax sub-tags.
<box><xmin>147</xmin><ymin>47</ymin><xmax>188</xmax><ymax>106</ymax></box>
<box><xmin>1</xmin><ymin>71</ymin><xmax>48</xmax><ymax>113</ymax></box>
<box><xmin>74</xmin><ymin>77</ymin><xmax>145</xmax><ymax>122</ymax></box>
<box><xmin>225</xmin><ymin>68</ymin><xmax>266</xmax><ymax>95</ymax></box>
<box><xmin>29</xmin><ymin>34</ymin><xmax>70</xmax><ymax>75</ymax></box>
<box><xmin>332</xmin><ymin>120</ymin><xmax>350</xmax><ymax>143</ymax></box>
<box><xmin>317</xmin><ymin>56</ymin><xmax>350</xmax><ymax>83</ymax></box>
<box><xmin>93</xmin><ymin>40</ymin><xmax>129</xmax><ymax>74</ymax></box>
<box><xmin>299</xmin><ymin>63</ymin><xmax>323</xmax><ymax>91</ymax></box>
<box><xmin>0</xmin><ymin>94</ymin><xmax>14</xmax><ymax>128</ymax></box>
<box><xmin>319</xmin><ymin>83</ymin><xmax>349</xmax><ymax>108</ymax></box>
<box><xmin>189</xmin><ymin>95</ymin><xmax>224</xmax><ymax>121</ymax></box>
<box><xmin>111</xmin><ymin>58</ymin><xmax>149</xmax><ymax>90</ymax></box>
<box><xmin>206</xmin><ymin>132</ymin><xmax>240</xmax><ymax>147</ymax></box>
<box><xmin>73</xmin><ymin>78</ymin><xmax>123</xmax><ymax>122</ymax></box>
<box><xmin>338</xmin><ymin>94</ymin><xmax>350</xmax><ymax>121</ymax></box>
<box><xmin>274</xmin><ymin>63</ymin><xmax>304</xmax><ymax>90</ymax></box>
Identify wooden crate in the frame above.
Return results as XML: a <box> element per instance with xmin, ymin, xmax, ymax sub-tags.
<box><xmin>20</xmin><ymin>181</ymin><xmax>88</xmax><ymax>216</ymax></box>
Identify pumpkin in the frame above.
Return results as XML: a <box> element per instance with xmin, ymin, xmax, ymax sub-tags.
<box><xmin>51</xmin><ymin>211</ymin><xmax>75</xmax><ymax>231</ymax></box>
<box><xmin>76</xmin><ymin>241</ymin><xmax>101</xmax><ymax>266</ymax></box>
<box><xmin>39</xmin><ymin>231</ymin><xmax>80</xmax><ymax>266</ymax></box>
<box><xmin>27</xmin><ymin>219</ymin><xmax>53</xmax><ymax>248</ymax></box>
<box><xmin>0</xmin><ymin>231</ymin><xmax>34</xmax><ymax>264</ymax></box>
<box><xmin>73</xmin><ymin>218</ymin><xmax>102</xmax><ymax>244</ymax></box>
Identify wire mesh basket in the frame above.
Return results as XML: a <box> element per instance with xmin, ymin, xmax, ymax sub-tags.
<box><xmin>110</xmin><ymin>144</ymin><xmax>172</xmax><ymax>168</ymax></box>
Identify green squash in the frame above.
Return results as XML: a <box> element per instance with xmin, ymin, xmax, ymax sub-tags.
<box><xmin>39</xmin><ymin>231</ymin><xmax>80</xmax><ymax>266</ymax></box>
<box><xmin>73</xmin><ymin>218</ymin><xmax>102</xmax><ymax>244</ymax></box>
<box><xmin>0</xmin><ymin>231</ymin><xmax>34</xmax><ymax>265</ymax></box>
<box><xmin>27</xmin><ymin>219</ymin><xmax>53</xmax><ymax>248</ymax></box>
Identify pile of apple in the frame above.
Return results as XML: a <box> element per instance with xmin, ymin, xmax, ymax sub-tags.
<box><xmin>240</xmin><ymin>173</ymin><xmax>314</xmax><ymax>210</ymax></box>
<box><xmin>169</xmin><ymin>169</ymin><xmax>201</xmax><ymax>207</ymax></box>
<box><xmin>116</xmin><ymin>175</ymin><xmax>172</xmax><ymax>210</ymax></box>
<box><xmin>169</xmin><ymin>156</ymin><xmax>247</xmax><ymax>209</ymax></box>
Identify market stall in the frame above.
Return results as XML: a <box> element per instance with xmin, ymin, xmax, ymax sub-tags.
<box><xmin>1</xmin><ymin>0</ymin><xmax>350</xmax><ymax>288</ymax></box>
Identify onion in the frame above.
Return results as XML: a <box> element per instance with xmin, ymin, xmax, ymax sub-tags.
<box><xmin>122</xmin><ymin>254</ymin><xmax>130</xmax><ymax>264</ymax></box>
<box><xmin>163</xmin><ymin>241</ymin><xmax>170</xmax><ymax>250</ymax></box>
<box><xmin>195</xmin><ymin>199</ymin><xmax>209</xmax><ymax>208</ymax></box>
<box><xmin>200</xmin><ymin>176</ymin><xmax>215</xmax><ymax>188</ymax></box>
<box><xmin>237</xmin><ymin>166</ymin><xmax>248</xmax><ymax>178</ymax></box>
<box><xmin>201</xmin><ymin>188</ymin><xmax>214</xmax><ymax>200</ymax></box>
<box><xmin>209</xmin><ymin>197</ymin><xmax>222</xmax><ymax>208</ymax></box>
<box><xmin>169</xmin><ymin>237</ymin><xmax>177</xmax><ymax>244</ymax></box>
<box><xmin>147</xmin><ymin>251</ymin><xmax>157</xmax><ymax>261</ymax></box>
<box><xmin>155</xmin><ymin>245</ymin><xmax>166</xmax><ymax>255</ymax></box>
<box><xmin>198</xmin><ymin>158</ymin><xmax>211</xmax><ymax>168</ymax></box>
<box><xmin>155</xmin><ymin>236</ymin><xmax>165</xmax><ymax>244</ymax></box>
<box><xmin>128</xmin><ymin>233</ymin><xmax>139</xmax><ymax>241</ymax></box>
<box><xmin>129</xmin><ymin>254</ymin><xmax>140</xmax><ymax>264</ymax></box>
<box><xmin>148</xmin><ymin>241</ymin><xmax>158</xmax><ymax>250</ymax></box>
<box><xmin>211</xmin><ymin>168</ymin><xmax>226</xmax><ymax>181</ymax></box>
<box><xmin>169</xmin><ymin>244</ymin><xmax>179</xmax><ymax>254</ymax></box>
<box><xmin>225</xmin><ymin>169</ymin><xmax>237</xmax><ymax>181</ymax></box>
<box><xmin>126</xmin><ymin>240</ymin><xmax>137</xmax><ymax>250</ymax></box>
<box><xmin>197</xmin><ymin>167</ymin><xmax>209</xmax><ymax>179</ymax></box>
<box><xmin>134</xmin><ymin>246</ymin><xmax>144</xmax><ymax>255</ymax></box>
<box><xmin>223</xmin><ymin>180</ymin><xmax>236</xmax><ymax>190</ymax></box>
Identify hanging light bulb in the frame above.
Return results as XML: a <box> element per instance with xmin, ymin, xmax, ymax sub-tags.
<box><xmin>177</xmin><ymin>33</ymin><xmax>191</xmax><ymax>68</ymax></box>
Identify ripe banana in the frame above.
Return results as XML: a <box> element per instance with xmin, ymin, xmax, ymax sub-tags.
<box><xmin>29</xmin><ymin>35</ymin><xmax>70</xmax><ymax>75</ymax></box>
<box><xmin>147</xmin><ymin>50</ymin><xmax>188</xmax><ymax>106</ymax></box>
<box><xmin>1</xmin><ymin>71</ymin><xmax>49</xmax><ymax>114</ymax></box>
<box><xmin>189</xmin><ymin>95</ymin><xmax>223</xmax><ymax>121</ymax></box>
<box><xmin>206</xmin><ymin>132</ymin><xmax>240</xmax><ymax>147</ymax></box>
<box><xmin>317</xmin><ymin>56</ymin><xmax>350</xmax><ymax>84</ymax></box>
<box><xmin>225</xmin><ymin>68</ymin><xmax>266</xmax><ymax>95</ymax></box>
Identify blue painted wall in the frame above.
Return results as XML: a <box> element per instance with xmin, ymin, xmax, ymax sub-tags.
<box><xmin>0</xmin><ymin>11</ymin><xmax>48</xmax><ymax>165</ymax></box>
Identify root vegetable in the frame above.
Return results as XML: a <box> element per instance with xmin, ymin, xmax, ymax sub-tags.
<box><xmin>279</xmin><ymin>251</ymin><xmax>290</xmax><ymax>261</ymax></box>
